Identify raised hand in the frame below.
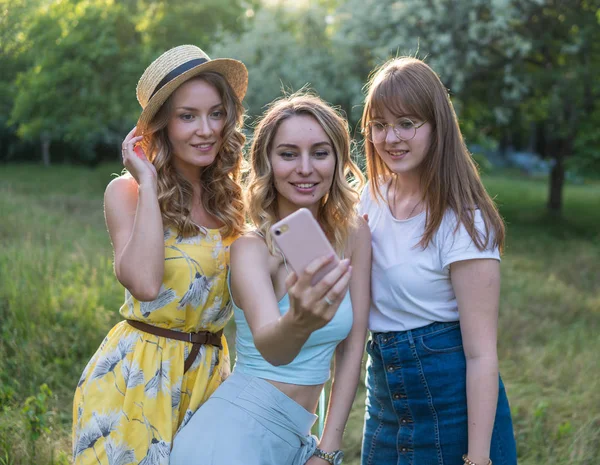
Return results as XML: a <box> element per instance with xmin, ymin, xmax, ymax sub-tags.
<box><xmin>286</xmin><ymin>255</ymin><xmax>352</xmax><ymax>332</ymax></box>
<box><xmin>121</xmin><ymin>126</ymin><xmax>157</xmax><ymax>188</ymax></box>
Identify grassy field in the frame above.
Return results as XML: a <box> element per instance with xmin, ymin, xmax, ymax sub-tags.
<box><xmin>0</xmin><ymin>163</ymin><xmax>598</xmax><ymax>465</ymax></box>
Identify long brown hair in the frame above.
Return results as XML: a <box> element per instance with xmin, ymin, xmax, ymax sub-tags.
<box><xmin>361</xmin><ymin>57</ymin><xmax>504</xmax><ymax>251</ymax></box>
<box><xmin>246</xmin><ymin>92</ymin><xmax>364</xmax><ymax>255</ymax></box>
<box><xmin>141</xmin><ymin>72</ymin><xmax>246</xmax><ymax>238</ymax></box>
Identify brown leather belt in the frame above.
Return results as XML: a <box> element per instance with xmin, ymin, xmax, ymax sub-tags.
<box><xmin>127</xmin><ymin>320</ymin><xmax>223</xmax><ymax>373</ymax></box>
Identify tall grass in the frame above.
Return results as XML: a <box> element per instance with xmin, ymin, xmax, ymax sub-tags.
<box><xmin>0</xmin><ymin>164</ymin><xmax>123</xmax><ymax>465</ymax></box>
<box><xmin>0</xmin><ymin>165</ymin><xmax>598</xmax><ymax>464</ymax></box>
<box><xmin>484</xmin><ymin>177</ymin><xmax>600</xmax><ymax>465</ymax></box>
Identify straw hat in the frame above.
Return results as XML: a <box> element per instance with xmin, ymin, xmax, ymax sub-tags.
<box><xmin>136</xmin><ymin>45</ymin><xmax>248</xmax><ymax>129</ymax></box>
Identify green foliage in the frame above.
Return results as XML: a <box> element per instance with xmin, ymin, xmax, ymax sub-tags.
<box><xmin>471</xmin><ymin>152</ymin><xmax>493</xmax><ymax>175</ymax></box>
<box><xmin>9</xmin><ymin>0</ymin><xmax>145</xmax><ymax>157</ymax></box>
<box><xmin>211</xmin><ymin>2</ymin><xmax>357</xmax><ymax>120</ymax></box>
<box><xmin>332</xmin><ymin>0</ymin><xmax>600</xmax><ymax>207</ymax></box>
<box><xmin>213</xmin><ymin>0</ymin><xmax>600</xmax><ymax>209</ymax></box>
<box><xmin>0</xmin><ymin>0</ymin><xmax>43</xmax><ymax>114</ymax></box>
<box><xmin>2</xmin><ymin>0</ymin><xmax>599</xmax><ymax>203</ymax></box>
<box><xmin>139</xmin><ymin>0</ymin><xmax>248</xmax><ymax>54</ymax></box>
<box><xmin>3</xmin><ymin>0</ymin><xmax>249</xmax><ymax>164</ymax></box>
<box><xmin>0</xmin><ymin>388</ymin><xmax>14</xmax><ymax>412</ymax></box>
<box><xmin>21</xmin><ymin>384</ymin><xmax>52</xmax><ymax>454</ymax></box>
<box><xmin>1</xmin><ymin>382</ymin><xmax>69</xmax><ymax>465</ymax></box>
<box><xmin>571</xmin><ymin>108</ymin><xmax>600</xmax><ymax>177</ymax></box>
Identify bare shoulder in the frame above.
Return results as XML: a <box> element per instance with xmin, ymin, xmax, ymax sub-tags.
<box><xmin>230</xmin><ymin>232</ymin><xmax>277</xmax><ymax>290</ymax></box>
<box><xmin>105</xmin><ymin>174</ymin><xmax>138</xmax><ymax>200</ymax></box>
<box><xmin>104</xmin><ymin>175</ymin><xmax>139</xmax><ymax>226</ymax></box>
<box><xmin>231</xmin><ymin>232</ymin><xmax>270</xmax><ymax>260</ymax></box>
<box><xmin>104</xmin><ymin>175</ymin><xmax>139</xmax><ymax>212</ymax></box>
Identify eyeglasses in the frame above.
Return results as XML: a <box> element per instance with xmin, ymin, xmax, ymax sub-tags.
<box><xmin>365</xmin><ymin>118</ymin><xmax>427</xmax><ymax>143</ymax></box>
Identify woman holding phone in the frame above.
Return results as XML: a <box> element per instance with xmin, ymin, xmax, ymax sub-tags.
<box><xmin>72</xmin><ymin>45</ymin><xmax>247</xmax><ymax>464</ymax></box>
<box><xmin>171</xmin><ymin>92</ymin><xmax>371</xmax><ymax>465</ymax></box>
<box><xmin>359</xmin><ymin>57</ymin><xmax>517</xmax><ymax>465</ymax></box>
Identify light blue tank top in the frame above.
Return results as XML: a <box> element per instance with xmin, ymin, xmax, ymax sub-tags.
<box><xmin>229</xmin><ymin>252</ymin><xmax>353</xmax><ymax>385</ymax></box>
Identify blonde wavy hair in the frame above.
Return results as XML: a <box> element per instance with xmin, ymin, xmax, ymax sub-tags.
<box><xmin>246</xmin><ymin>92</ymin><xmax>364</xmax><ymax>255</ymax></box>
<box><xmin>140</xmin><ymin>72</ymin><xmax>246</xmax><ymax>238</ymax></box>
<box><xmin>361</xmin><ymin>57</ymin><xmax>505</xmax><ymax>252</ymax></box>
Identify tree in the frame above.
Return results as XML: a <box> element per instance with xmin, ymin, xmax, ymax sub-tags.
<box><xmin>7</xmin><ymin>0</ymin><xmax>250</xmax><ymax>165</ymax></box>
<box><xmin>137</xmin><ymin>0</ymin><xmax>249</xmax><ymax>56</ymax></box>
<box><xmin>210</xmin><ymin>1</ymin><xmax>357</xmax><ymax>121</ymax></box>
<box><xmin>508</xmin><ymin>0</ymin><xmax>600</xmax><ymax>212</ymax></box>
<box><xmin>10</xmin><ymin>0</ymin><xmax>144</xmax><ymax>165</ymax></box>
<box><xmin>0</xmin><ymin>0</ymin><xmax>46</xmax><ymax>161</ymax></box>
<box><xmin>332</xmin><ymin>0</ymin><xmax>600</xmax><ymax>214</ymax></box>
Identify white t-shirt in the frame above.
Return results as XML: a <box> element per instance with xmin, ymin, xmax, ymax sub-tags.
<box><xmin>359</xmin><ymin>181</ymin><xmax>500</xmax><ymax>332</ymax></box>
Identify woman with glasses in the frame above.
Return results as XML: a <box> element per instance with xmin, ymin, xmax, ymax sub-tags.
<box><xmin>359</xmin><ymin>57</ymin><xmax>517</xmax><ymax>465</ymax></box>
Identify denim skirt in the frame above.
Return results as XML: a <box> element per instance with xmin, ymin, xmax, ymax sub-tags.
<box><xmin>361</xmin><ymin>321</ymin><xmax>517</xmax><ymax>465</ymax></box>
<box><xmin>171</xmin><ymin>371</ymin><xmax>318</xmax><ymax>465</ymax></box>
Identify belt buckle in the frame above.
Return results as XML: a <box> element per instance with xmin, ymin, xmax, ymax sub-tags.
<box><xmin>189</xmin><ymin>332</ymin><xmax>193</xmax><ymax>343</ymax></box>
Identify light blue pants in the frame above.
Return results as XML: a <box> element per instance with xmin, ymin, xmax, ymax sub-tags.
<box><xmin>171</xmin><ymin>372</ymin><xmax>318</xmax><ymax>465</ymax></box>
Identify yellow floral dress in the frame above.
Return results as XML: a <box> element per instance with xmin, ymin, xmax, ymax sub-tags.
<box><xmin>73</xmin><ymin>226</ymin><xmax>235</xmax><ymax>465</ymax></box>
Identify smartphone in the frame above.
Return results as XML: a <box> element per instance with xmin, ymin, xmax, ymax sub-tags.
<box><xmin>270</xmin><ymin>208</ymin><xmax>340</xmax><ymax>286</ymax></box>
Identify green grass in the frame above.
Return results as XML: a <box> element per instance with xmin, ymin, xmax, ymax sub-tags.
<box><xmin>0</xmin><ymin>164</ymin><xmax>598</xmax><ymax>464</ymax></box>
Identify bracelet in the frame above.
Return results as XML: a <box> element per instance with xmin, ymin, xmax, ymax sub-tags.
<box><xmin>462</xmin><ymin>454</ymin><xmax>492</xmax><ymax>465</ymax></box>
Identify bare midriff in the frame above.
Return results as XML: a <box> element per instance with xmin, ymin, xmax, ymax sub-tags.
<box><xmin>265</xmin><ymin>379</ymin><xmax>325</xmax><ymax>413</ymax></box>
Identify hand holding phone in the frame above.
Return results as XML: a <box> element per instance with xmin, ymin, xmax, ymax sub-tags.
<box><xmin>270</xmin><ymin>208</ymin><xmax>351</xmax><ymax>330</ymax></box>
<box><xmin>270</xmin><ymin>208</ymin><xmax>340</xmax><ymax>286</ymax></box>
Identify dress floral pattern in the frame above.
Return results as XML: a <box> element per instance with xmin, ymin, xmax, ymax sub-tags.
<box><xmin>73</xmin><ymin>227</ymin><xmax>235</xmax><ymax>465</ymax></box>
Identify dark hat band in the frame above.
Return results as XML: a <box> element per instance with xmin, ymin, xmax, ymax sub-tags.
<box><xmin>150</xmin><ymin>58</ymin><xmax>208</xmax><ymax>99</ymax></box>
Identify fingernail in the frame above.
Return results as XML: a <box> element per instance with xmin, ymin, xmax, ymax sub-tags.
<box><xmin>342</xmin><ymin>258</ymin><xmax>351</xmax><ymax>266</ymax></box>
<box><xmin>134</xmin><ymin>146</ymin><xmax>144</xmax><ymax>158</ymax></box>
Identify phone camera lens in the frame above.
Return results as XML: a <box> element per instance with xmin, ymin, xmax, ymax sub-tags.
<box><xmin>274</xmin><ymin>229</ymin><xmax>281</xmax><ymax>236</ymax></box>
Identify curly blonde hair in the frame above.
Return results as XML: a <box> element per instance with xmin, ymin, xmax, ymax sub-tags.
<box><xmin>246</xmin><ymin>92</ymin><xmax>364</xmax><ymax>255</ymax></box>
<box><xmin>141</xmin><ymin>72</ymin><xmax>246</xmax><ymax>238</ymax></box>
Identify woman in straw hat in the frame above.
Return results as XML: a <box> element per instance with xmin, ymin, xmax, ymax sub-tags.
<box><xmin>72</xmin><ymin>45</ymin><xmax>248</xmax><ymax>464</ymax></box>
<box><xmin>171</xmin><ymin>92</ymin><xmax>371</xmax><ymax>465</ymax></box>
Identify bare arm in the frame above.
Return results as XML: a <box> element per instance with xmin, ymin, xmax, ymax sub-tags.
<box><xmin>230</xmin><ymin>235</ymin><xmax>352</xmax><ymax>366</ymax></box>
<box><xmin>452</xmin><ymin>258</ymin><xmax>501</xmax><ymax>465</ymax></box>
<box><xmin>105</xmin><ymin>127</ymin><xmax>164</xmax><ymax>301</ymax></box>
<box><xmin>317</xmin><ymin>218</ymin><xmax>371</xmax><ymax>454</ymax></box>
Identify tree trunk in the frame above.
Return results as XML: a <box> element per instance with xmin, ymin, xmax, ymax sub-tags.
<box><xmin>527</xmin><ymin>122</ymin><xmax>537</xmax><ymax>153</ymax></box>
<box><xmin>41</xmin><ymin>133</ymin><xmax>51</xmax><ymax>166</ymax></box>
<box><xmin>547</xmin><ymin>152</ymin><xmax>564</xmax><ymax>214</ymax></box>
<box><xmin>499</xmin><ymin>128</ymin><xmax>512</xmax><ymax>159</ymax></box>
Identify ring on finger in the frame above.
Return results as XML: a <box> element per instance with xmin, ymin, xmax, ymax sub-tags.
<box><xmin>323</xmin><ymin>296</ymin><xmax>334</xmax><ymax>306</ymax></box>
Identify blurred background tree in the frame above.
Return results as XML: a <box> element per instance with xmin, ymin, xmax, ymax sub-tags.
<box><xmin>330</xmin><ymin>0</ymin><xmax>600</xmax><ymax>212</ymax></box>
<box><xmin>9</xmin><ymin>0</ymin><xmax>143</xmax><ymax>166</ymax></box>
<box><xmin>4</xmin><ymin>0</ymin><xmax>250</xmax><ymax>166</ymax></box>
<box><xmin>1</xmin><ymin>0</ymin><xmax>599</xmax><ymax>209</ymax></box>
<box><xmin>0</xmin><ymin>0</ymin><xmax>44</xmax><ymax>163</ymax></box>
<box><xmin>212</xmin><ymin>1</ymin><xmax>356</xmax><ymax>120</ymax></box>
